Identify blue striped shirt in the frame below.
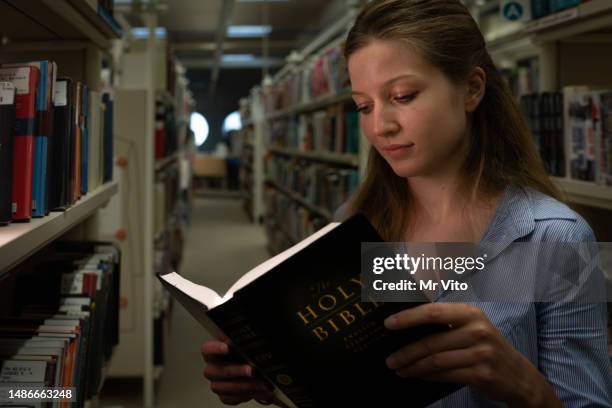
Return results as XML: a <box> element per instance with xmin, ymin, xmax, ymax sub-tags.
<box><xmin>337</xmin><ymin>185</ymin><xmax>612</xmax><ymax>406</ymax></box>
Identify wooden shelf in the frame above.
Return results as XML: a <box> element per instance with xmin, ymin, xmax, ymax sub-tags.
<box><xmin>526</xmin><ymin>0</ymin><xmax>612</xmax><ymax>43</ymax></box>
<box><xmin>0</xmin><ymin>181</ymin><xmax>118</xmax><ymax>274</ymax></box>
<box><xmin>266</xmin><ymin>91</ymin><xmax>353</xmax><ymax>121</ymax></box>
<box><xmin>1</xmin><ymin>0</ymin><xmax>121</xmax><ymax>49</ymax></box>
<box><xmin>265</xmin><ymin>179</ymin><xmax>333</xmax><ymax>221</ymax></box>
<box><xmin>269</xmin><ymin>146</ymin><xmax>359</xmax><ymax>167</ymax></box>
<box><xmin>552</xmin><ymin>177</ymin><xmax>612</xmax><ymax>210</ymax></box>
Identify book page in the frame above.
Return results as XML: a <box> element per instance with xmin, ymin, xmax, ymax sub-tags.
<box><xmin>159</xmin><ymin>272</ymin><xmax>223</xmax><ymax>309</ymax></box>
<box><xmin>221</xmin><ymin>222</ymin><xmax>341</xmax><ymax>302</ymax></box>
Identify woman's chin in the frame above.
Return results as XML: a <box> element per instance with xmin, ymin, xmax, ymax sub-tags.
<box><xmin>388</xmin><ymin>162</ymin><xmax>422</xmax><ymax>179</ymax></box>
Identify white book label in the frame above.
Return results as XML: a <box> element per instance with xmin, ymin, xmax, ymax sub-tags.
<box><xmin>0</xmin><ymin>82</ymin><xmax>15</xmax><ymax>105</ymax></box>
<box><xmin>0</xmin><ymin>68</ymin><xmax>30</xmax><ymax>94</ymax></box>
<box><xmin>55</xmin><ymin>81</ymin><xmax>67</xmax><ymax>107</ymax></box>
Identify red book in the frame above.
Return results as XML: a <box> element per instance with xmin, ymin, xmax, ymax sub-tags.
<box><xmin>0</xmin><ymin>66</ymin><xmax>39</xmax><ymax>220</ymax></box>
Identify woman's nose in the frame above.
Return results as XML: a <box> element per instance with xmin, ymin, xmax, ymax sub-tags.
<box><xmin>372</xmin><ymin>105</ymin><xmax>400</xmax><ymax>137</ymax></box>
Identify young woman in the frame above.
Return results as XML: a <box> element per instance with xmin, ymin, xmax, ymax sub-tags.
<box><xmin>200</xmin><ymin>0</ymin><xmax>612</xmax><ymax>406</ymax></box>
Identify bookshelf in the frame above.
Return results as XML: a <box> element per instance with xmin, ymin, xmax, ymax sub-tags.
<box><xmin>0</xmin><ymin>0</ymin><xmax>121</xmax><ymax>406</ymax></box>
<box><xmin>269</xmin><ymin>146</ymin><xmax>359</xmax><ymax>167</ymax></box>
<box><xmin>97</xmin><ymin>11</ymin><xmax>192</xmax><ymax>406</ymax></box>
<box><xmin>238</xmin><ymin>8</ymin><xmax>368</xmax><ymax>254</ymax></box>
<box><xmin>0</xmin><ymin>0</ymin><xmax>120</xmax><ymax>49</ymax></box>
<box><xmin>0</xmin><ymin>182</ymin><xmax>118</xmax><ymax>274</ymax></box>
<box><xmin>479</xmin><ymin>0</ymin><xmax>612</xmax><ymax>215</ymax></box>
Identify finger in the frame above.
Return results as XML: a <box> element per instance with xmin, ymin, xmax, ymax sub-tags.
<box><xmin>201</xmin><ymin>341</ymin><xmax>230</xmax><ymax>360</ymax></box>
<box><xmin>386</xmin><ymin>325</ymin><xmax>476</xmax><ymax>369</ymax></box>
<box><xmin>203</xmin><ymin>363</ymin><xmax>254</xmax><ymax>380</ymax></box>
<box><xmin>395</xmin><ymin>348</ymin><xmax>476</xmax><ymax>377</ymax></box>
<box><xmin>210</xmin><ymin>379</ymin><xmax>269</xmax><ymax>395</ymax></box>
<box><xmin>417</xmin><ymin>366</ymin><xmax>490</xmax><ymax>388</ymax></box>
<box><xmin>385</xmin><ymin>303</ymin><xmax>484</xmax><ymax>330</ymax></box>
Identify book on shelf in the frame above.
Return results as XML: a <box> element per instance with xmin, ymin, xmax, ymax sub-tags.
<box><xmin>0</xmin><ymin>242</ymin><xmax>120</xmax><ymax>406</ymax></box>
<box><xmin>81</xmin><ymin>84</ymin><xmax>89</xmax><ymax>196</ymax></box>
<box><xmin>0</xmin><ymin>66</ymin><xmax>38</xmax><ymax>221</ymax></box>
<box><xmin>3</xmin><ymin>60</ymin><xmax>57</xmax><ymax>218</ymax></box>
<box><xmin>0</xmin><ymin>82</ymin><xmax>16</xmax><ymax>225</ymax></box>
<box><xmin>159</xmin><ymin>213</ymin><xmax>461</xmax><ymax>408</ymax></box>
<box><xmin>102</xmin><ymin>93</ymin><xmax>114</xmax><ymax>183</ymax></box>
<box><xmin>50</xmin><ymin>78</ymin><xmax>73</xmax><ymax>211</ymax></box>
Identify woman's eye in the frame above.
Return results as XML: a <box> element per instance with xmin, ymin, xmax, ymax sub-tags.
<box><xmin>356</xmin><ymin>105</ymin><xmax>372</xmax><ymax>114</ymax></box>
<box><xmin>394</xmin><ymin>93</ymin><xmax>417</xmax><ymax>103</ymax></box>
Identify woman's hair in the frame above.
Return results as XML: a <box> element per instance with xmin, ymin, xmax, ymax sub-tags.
<box><xmin>343</xmin><ymin>0</ymin><xmax>561</xmax><ymax>240</ymax></box>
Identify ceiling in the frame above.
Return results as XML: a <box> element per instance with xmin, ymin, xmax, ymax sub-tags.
<box><xmin>118</xmin><ymin>0</ymin><xmax>352</xmax><ymax>71</ymax></box>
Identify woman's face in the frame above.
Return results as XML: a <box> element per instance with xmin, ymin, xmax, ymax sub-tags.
<box><xmin>348</xmin><ymin>39</ymin><xmax>470</xmax><ymax>179</ymax></box>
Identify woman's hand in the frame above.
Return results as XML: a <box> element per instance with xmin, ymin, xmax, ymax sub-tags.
<box><xmin>201</xmin><ymin>340</ymin><xmax>278</xmax><ymax>406</ymax></box>
<box><xmin>384</xmin><ymin>303</ymin><xmax>562</xmax><ymax>408</ymax></box>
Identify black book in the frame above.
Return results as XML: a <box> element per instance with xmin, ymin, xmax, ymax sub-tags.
<box><xmin>159</xmin><ymin>213</ymin><xmax>461</xmax><ymax>408</ymax></box>
<box><xmin>49</xmin><ymin>78</ymin><xmax>73</xmax><ymax>210</ymax></box>
<box><xmin>0</xmin><ymin>82</ymin><xmax>16</xmax><ymax>225</ymax></box>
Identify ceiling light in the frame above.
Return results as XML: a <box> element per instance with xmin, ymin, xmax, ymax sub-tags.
<box><xmin>227</xmin><ymin>25</ymin><xmax>272</xmax><ymax>38</ymax></box>
<box><xmin>131</xmin><ymin>27</ymin><xmax>167</xmax><ymax>39</ymax></box>
<box><xmin>222</xmin><ymin>54</ymin><xmax>256</xmax><ymax>62</ymax></box>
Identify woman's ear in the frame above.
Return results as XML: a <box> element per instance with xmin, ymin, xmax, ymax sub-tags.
<box><xmin>464</xmin><ymin>66</ymin><xmax>486</xmax><ymax>113</ymax></box>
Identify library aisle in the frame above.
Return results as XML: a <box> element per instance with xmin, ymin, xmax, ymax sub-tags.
<box><xmin>101</xmin><ymin>196</ymin><xmax>268</xmax><ymax>408</ymax></box>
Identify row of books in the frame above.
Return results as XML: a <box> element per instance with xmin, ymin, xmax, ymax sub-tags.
<box><xmin>0</xmin><ymin>61</ymin><xmax>114</xmax><ymax>224</ymax></box>
<box><xmin>521</xmin><ymin>87</ymin><xmax>612</xmax><ymax>184</ymax></box>
<box><xmin>531</xmin><ymin>0</ymin><xmax>582</xmax><ymax>19</ymax></box>
<box><xmin>262</xmin><ymin>42</ymin><xmax>349</xmax><ymax>114</ymax></box>
<box><xmin>0</xmin><ymin>241</ymin><xmax>120</xmax><ymax>407</ymax></box>
<box><xmin>499</xmin><ymin>57</ymin><xmax>540</xmax><ymax>101</ymax></box>
<box><xmin>266</xmin><ymin>158</ymin><xmax>359</xmax><ymax>215</ymax></box>
<box><xmin>269</xmin><ymin>107</ymin><xmax>360</xmax><ymax>155</ymax></box>
<box><xmin>264</xmin><ymin>188</ymin><xmax>329</xmax><ymax>253</ymax></box>
<box><xmin>155</xmin><ymin>99</ymin><xmax>179</xmax><ymax>161</ymax></box>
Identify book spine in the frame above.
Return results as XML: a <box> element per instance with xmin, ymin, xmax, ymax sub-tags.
<box><xmin>209</xmin><ymin>300</ymin><xmax>316</xmax><ymax>408</ymax></box>
<box><xmin>0</xmin><ymin>83</ymin><xmax>16</xmax><ymax>224</ymax></box>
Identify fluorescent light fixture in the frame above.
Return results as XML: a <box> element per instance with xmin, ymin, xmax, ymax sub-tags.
<box><xmin>222</xmin><ymin>54</ymin><xmax>256</xmax><ymax>62</ymax></box>
<box><xmin>131</xmin><ymin>26</ymin><xmax>167</xmax><ymax>39</ymax></box>
<box><xmin>227</xmin><ymin>25</ymin><xmax>272</xmax><ymax>38</ymax></box>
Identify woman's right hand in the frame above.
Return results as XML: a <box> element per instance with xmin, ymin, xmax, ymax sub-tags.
<box><xmin>201</xmin><ymin>340</ymin><xmax>277</xmax><ymax>406</ymax></box>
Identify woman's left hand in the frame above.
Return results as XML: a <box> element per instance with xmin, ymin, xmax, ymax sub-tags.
<box><xmin>384</xmin><ymin>303</ymin><xmax>562</xmax><ymax>408</ymax></box>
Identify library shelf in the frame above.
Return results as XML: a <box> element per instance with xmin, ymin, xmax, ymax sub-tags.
<box><xmin>265</xmin><ymin>179</ymin><xmax>333</xmax><ymax>221</ymax></box>
<box><xmin>552</xmin><ymin>177</ymin><xmax>612</xmax><ymax>210</ymax></box>
<box><xmin>526</xmin><ymin>0</ymin><xmax>612</xmax><ymax>42</ymax></box>
<box><xmin>1</xmin><ymin>0</ymin><xmax>121</xmax><ymax>49</ymax></box>
<box><xmin>0</xmin><ymin>181</ymin><xmax>118</xmax><ymax>274</ymax></box>
<box><xmin>268</xmin><ymin>146</ymin><xmax>359</xmax><ymax>167</ymax></box>
<box><xmin>266</xmin><ymin>91</ymin><xmax>353</xmax><ymax>121</ymax></box>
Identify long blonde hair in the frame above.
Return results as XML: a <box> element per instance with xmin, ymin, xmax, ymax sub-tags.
<box><xmin>343</xmin><ymin>0</ymin><xmax>561</xmax><ymax>240</ymax></box>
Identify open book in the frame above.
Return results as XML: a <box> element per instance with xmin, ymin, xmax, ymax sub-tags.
<box><xmin>158</xmin><ymin>213</ymin><xmax>462</xmax><ymax>408</ymax></box>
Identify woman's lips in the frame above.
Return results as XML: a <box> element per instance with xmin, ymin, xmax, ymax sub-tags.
<box><xmin>382</xmin><ymin>143</ymin><xmax>414</xmax><ymax>158</ymax></box>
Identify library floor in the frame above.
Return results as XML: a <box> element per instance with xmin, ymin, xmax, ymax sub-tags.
<box><xmin>100</xmin><ymin>196</ymin><xmax>269</xmax><ymax>408</ymax></box>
